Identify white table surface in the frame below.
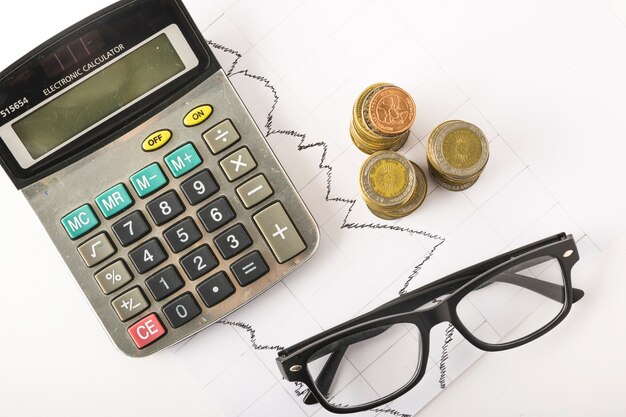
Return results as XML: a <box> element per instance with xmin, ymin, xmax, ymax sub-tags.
<box><xmin>1</xmin><ymin>1</ymin><xmax>626</xmax><ymax>416</ymax></box>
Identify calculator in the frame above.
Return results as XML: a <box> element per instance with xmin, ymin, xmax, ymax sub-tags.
<box><xmin>0</xmin><ymin>0</ymin><xmax>319</xmax><ymax>356</ymax></box>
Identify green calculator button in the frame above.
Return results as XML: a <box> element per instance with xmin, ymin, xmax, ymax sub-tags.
<box><xmin>130</xmin><ymin>163</ymin><xmax>168</xmax><ymax>198</ymax></box>
<box><xmin>165</xmin><ymin>143</ymin><xmax>202</xmax><ymax>178</ymax></box>
<box><xmin>95</xmin><ymin>184</ymin><xmax>134</xmax><ymax>219</ymax></box>
<box><xmin>61</xmin><ymin>204</ymin><xmax>100</xmax><ymax>240</ymax></box>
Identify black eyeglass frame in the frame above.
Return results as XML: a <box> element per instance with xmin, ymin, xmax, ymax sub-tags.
<box><xmin>276</xmin><ymin>233</ymin><xmax>584</xmax><ymax>414</ymax></box>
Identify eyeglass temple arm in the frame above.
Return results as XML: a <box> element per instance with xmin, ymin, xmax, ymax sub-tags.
<box><xmin>301</xmin><ymin>272</ymin><xmax>583</xmax><ymax>405</ymax></box>
<box><xmin>302</xmin><ymin>345</ymin><xmax>348</xmax><ymax>405</ymax></box>
<box><xmin>484</xmin><ymin>272</ymin><xmax>584</xmax><ymax>303</ymax></box>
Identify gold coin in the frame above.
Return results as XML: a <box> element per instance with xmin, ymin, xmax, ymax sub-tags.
<box><xmin>370</xmin><ymin>159</ymin><xmax>409</xmax><ymax>198</ymax></box>
<box><xmin>428</xmin><ymin>120</ymin><xmax>489</xmax><ymax>181</ymax></box>
<box><xmin>365</xmin><ymin>162</ymin><xmax>428</xmax><ymax>219</ymax></box>
<box><xmin>360</xmin><ymin>151</ymin><xmax>415</xmax><ymax>209</ymax></box>
<box><xmin>441</xmin><ymin>128</ymin><xmax>483</xmax><ymax>169</ymax></box>
<box><xmin>427</xmin><ymin>159</ymin><xmax>481</xmax><ymax>191</ymax></box>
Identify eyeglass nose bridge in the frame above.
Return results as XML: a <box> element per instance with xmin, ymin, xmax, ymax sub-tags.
<box><xmin>417</xmin><ymin>298</ymin><xmax>456</xmax><ymax>330</ymax></box>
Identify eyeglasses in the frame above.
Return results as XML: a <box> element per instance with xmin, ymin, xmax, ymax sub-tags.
<box><xmin>275</xmin><ymin>233</ymin><xmax>584</xmax><ymax>414</ymax></box>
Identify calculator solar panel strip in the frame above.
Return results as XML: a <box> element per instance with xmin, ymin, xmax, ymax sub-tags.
<box><xmin>0</xmin><ymin>0</ymin><xmax>319</xmax><ymax>357</ymax></box>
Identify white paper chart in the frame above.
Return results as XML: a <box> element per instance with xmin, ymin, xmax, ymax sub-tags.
<box><xmin>173</xmin><ymin>0</ymin><xmax>626</xmax><ymax>415</ymax></box>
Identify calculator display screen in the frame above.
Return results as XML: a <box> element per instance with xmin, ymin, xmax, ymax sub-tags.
<box><xmin>12</xmin><ymin>33</ymin><xmax>185</xmax><ymax>160</ymax></box>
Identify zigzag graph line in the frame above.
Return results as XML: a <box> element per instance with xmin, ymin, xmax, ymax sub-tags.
<box><xmin>207</xmin><ymin>40</ymin><xmax>450</xmax><ymax>416</ymax></box>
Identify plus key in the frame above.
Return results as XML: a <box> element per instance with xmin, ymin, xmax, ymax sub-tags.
<box><xmin>253</xmin><ymin>202</ymin><xmax>306</xmax><ymax>263</ymax></box>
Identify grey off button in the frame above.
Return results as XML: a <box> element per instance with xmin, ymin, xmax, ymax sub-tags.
<box><xmin>203</xmin><ymin>119</ymin><xmax>241</xmax><ymax>154</ymax></box>
<box><xmin>253</xmin><ymin>202</ymin><xmax>306</xmax><ymax>263</ymax></box>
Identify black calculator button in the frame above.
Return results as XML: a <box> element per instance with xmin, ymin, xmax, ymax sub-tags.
<box><xmin>197</xmin><ymin>197</ymin><xmax>236</xmax><ymax>233</ymax></box>
<box><xmin>162</xmin><ymin>293</ymin><xmax>201</xmax><ymax>328</ymax></box>
<box><xmin>180</xmin><ymin>245</ymin><xmax>219</xmax><ymax>280</ymax></box>
<box><xmin>164</xmin><ymin>217</ymin><xmax>202</xmax><ymax>253</ymax></box>
<box><xmin>112</xmin><ymin>211</ymin><xmax>151</xmax><ymax>247</ymax></box>
<box><xmin>197</xmin><ymin>272</ymin><xmax>235</xmax><ymax>308</ymax></box>
<box><xmin>146</xmin><ymin>265</ymin><xmax>184</xmax><ymax>301</ymax></box>
<box><xmin>181</xmin><ymin>170</ymin><xmax>219</xmax><ymax>205</ymax></box>
<box><xmin>214</xmin><ymin>224</ymin><xmax>252</xmax><ymax>260</ymax></box>
<box><xmin>146</xmin><ymin>191</ymin><xmax>185</xmax><ymax>226</ymax></box>
<box><xmin>129</xmin><ymin>239</ymin><xmax>168</xmax><ymax>274</ymax></box>
<box><xmin>230</xmin><ymin>251</ymin><xmax>269</xmax><ymax>287</ymax></box>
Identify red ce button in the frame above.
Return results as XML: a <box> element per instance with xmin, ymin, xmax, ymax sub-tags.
<box><xmin>128</xmin><ymin>314</ymin><xmax>166</xmax><ymax>349</ymax></box>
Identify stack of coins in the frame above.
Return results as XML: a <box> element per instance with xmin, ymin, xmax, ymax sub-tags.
<box><xmin>359</xmin><ymin>151</ymin><xmax>428</xmax><ymax>220</ymax></box>
<box><xmin>427</xmin><ymin>120</ymin><xmax>489</xmax><ymax>191</ymax></box>
<box><xmin>350</xmin><ymin>83</ymin><xmax>416</xmax><ymax>154</ymax></box>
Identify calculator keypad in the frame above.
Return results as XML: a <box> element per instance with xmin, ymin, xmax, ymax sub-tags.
<box><xmin>236</xmin><ymin>174</ymin><xmax>274</xmax><ymax>209</ymax></box>
<box><xmin>95</xmin><ymin>183</ymin><xmax>134</xmax><ymax>219</ymax></box>
<box><xmin>130</xmin><ymin>163</ymin><xmax>168</xmax><ymax>198</ymax></box>
<box><xmin>164</xmin><ymin>143</ymin><xmax>203</xmax><ymax>178</ymax></box>
<box><xmin>78</xmin><ymin>233</ymin><xmax>116</xmax><ymax>267</ymax></box>
<box><xmin>197</xmin><ymin>197</ymin><xmax>236</xmax><ymax>232</ymax></box>
<box><xmin>231</xmin><ymin>251</ymin><xmax>269</xmax><ymax>286</ymax></box>
<box><xmin>162</xmin><ymin>293</ymin><xmax>201</xmax><ymax>328</ymax></box>
<box><xmin>95</xmin><ymin>260</ymin><xmax>133</xmax><ymax>295</ymax></box>
<box><xmin>48</xmin><ymin>71</ymin><xmax>318</xmax><ymax>357</ymax></box>
<box><xmin>254</xmin><ymin>202</ymin><xmax>306</xmax><ymax>263</ymax></box>
<box><xmin>197</xmin><ymin>272</ymin><xmax>235</xmax><ymax>308</ymax></box>
<box><xmin>61</xmin><ymin>204</ymin><xmax>100</xmax><ymax>240</ymax></box>
<box><xmin>164</xmin><ymin>217</ymin><xmax>202</xmax><ymax>253</ymax></box>
<box><xmin>146</xmin><ymin>266</ymin><xmax>185</xmax><ymax>301</ymax></box>
<box><xmin>112</xmin><ymin>211</ymin><xmax>151</xmax><ymax>247</ymax></box>
<box><xmin>180</xmin><ymin>244</ymin><xmax>219</xmax><ymax>280</ymax></box>
<box><xmin>203</xmin><ymin>119</ymin><xmax>240</xmax><ymax>154</ymax></box>
<box><xmin>220</xmin><ymin>147</ymin><xmax>257</xmax><ymax>181</ymax></box>
<box><xmin>128</xmin><ymin>314</ymin><xmax>166</xmax><ymax>349</ymax></box>
<box><xmin>214</xmin><ymin>223</ymin><xmax>252</xmax><ymax>260</ymax></box>
<box><xmin>146</xmin><ymin>191</ymin><xmax>185</xmax><ymax>226</ymax></box>
<box><xmin>181</xmin><ymin>170</ymin><xmax>219</xmax><ymax>205</ymax></box>
<box><xmin>111</xmin><ymin>287</ymin><xmax>149</xmax><ymax>321</ymax></box>
<box><xmin>129</xmin><ymin>239</ymin><xmax>168</xmax><ymax>274</ymax></box>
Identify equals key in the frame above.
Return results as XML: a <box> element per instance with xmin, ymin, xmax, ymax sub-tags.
<box><xmin>231</xmin><ymin>252</ymin><xmax>269</xmax><ymax>287</ymax></box>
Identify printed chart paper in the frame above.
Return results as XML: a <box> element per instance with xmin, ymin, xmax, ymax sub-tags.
<box><xmin>173</xmin><ymin>0</ymin><xmax>626</xmax><ymax>415</ymax></box>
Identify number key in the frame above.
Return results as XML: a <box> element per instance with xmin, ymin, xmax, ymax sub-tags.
<box><xmin>180</xmin><ymin>245</ymin><xmax>218</xmax><ymax>280</ymax></box>
<box><xmin>197</xmin><ymin>197</ymin><xmax>235</xmax><ymax>233</ymax></box>
<box><xmin>129</xmin><ymin>239</ymin><xmax>168</xmax><ymax>274</ymax></box>
<box><xmin>146</xmin><ymin>266</ymin><xmax>184</xmax><ymax>301</ymax></box>
<box><xmin>112</xmin><ymin>211</ymin><xmax>151</xmax><ymax>247</ymax></box>
<box><xmin>181</xmin><ymin>170</ymin><xmax>219</xmax><ymax>205</ymax></box>
<box><xmin>164</xmin><ymin>217</ymin><xmax>202</xmax><ymax>253</ymax></box>
<box><xmin>214</xmin><ymin>223</ymin><xmax>252</xmax><ymax>260</ymax></box>
<box><xmin>162</xmin><ymin>293</ymin><xmax>201</xmax><ymax>328</ymax></box>
<box><xmin>146</xmin><ymin>191</ymin><xmax>185</xmax><ymax>226</ymax></box>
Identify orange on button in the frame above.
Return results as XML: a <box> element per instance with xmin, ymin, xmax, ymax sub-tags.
<box><xmin>142</xmin><ymin>129</ymin><xmax>172</xmax><ymax>152</ymax></box>
<box><xmin>128</xmin><ymin>313</ymin><xmax>166</xmax><ymax>349</ymax></box>
<box><xmin>183</xmin><ymin>104</ymin><xmax>213</xmax><ymax>127</ymax></box>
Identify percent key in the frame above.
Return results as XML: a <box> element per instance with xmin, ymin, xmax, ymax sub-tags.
<box><xmin>95</xmin><ymin>260</ymin><xmax>134</xmax><ymax>294</ymax></box>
